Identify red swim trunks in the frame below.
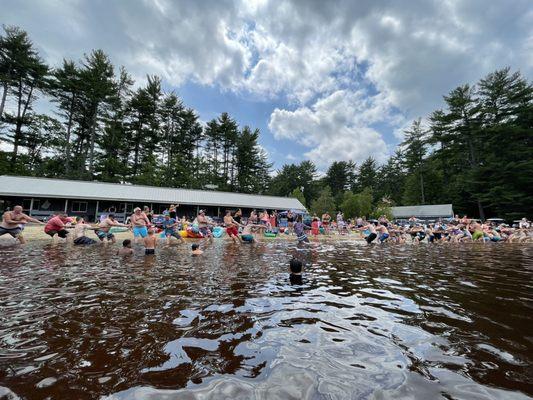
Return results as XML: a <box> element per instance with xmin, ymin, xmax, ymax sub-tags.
<box><xmin>226</xmin><ymin>226</ymin><xmax>239</xmax><ymax>237</ymax></box>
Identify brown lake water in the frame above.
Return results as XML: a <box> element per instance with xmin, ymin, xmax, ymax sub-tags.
<box><xmin>0</xmin><ymin>241</ymin><xmax>532</xmax><ymax>399</ymax></box>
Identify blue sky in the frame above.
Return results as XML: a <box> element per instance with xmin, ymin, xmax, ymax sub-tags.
<box><xmin>2</xmin><ymin>0</ymin><xmax>532</xmax><ymax>172</ymax></box>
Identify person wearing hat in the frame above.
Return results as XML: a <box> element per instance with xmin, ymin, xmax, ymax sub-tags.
<box><xmin>197</xmin><ymin>209</ymin><xmax>213</xmax><ymax>241</ymax></box>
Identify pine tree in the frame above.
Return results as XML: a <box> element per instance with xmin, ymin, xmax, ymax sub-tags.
<box><xmin>401</xmin><ymin>118</ymin><xmax>427</xmax><ymax>204</ymax></box>
<box><xmin>79</xmin><ymin>50</ymin><xmax>116</xmax><ymax>178</ymax></box>
<box><xmin>0</xmin><ymin>26</ymin><xmax>48</xmax><ymax>166</ymax></box>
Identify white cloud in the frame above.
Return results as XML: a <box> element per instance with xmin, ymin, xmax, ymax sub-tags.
<box><xmin>269</xmin><ymin>90</ymin><xmax>390</xmax><ymax>168</ymax></box>
<box><xmin>2</xmin><ymin>0</ymin><xmax>532</xmax><ymax>165</ymax></box>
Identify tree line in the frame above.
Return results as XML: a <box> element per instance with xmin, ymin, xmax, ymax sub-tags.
<box><xmin>1</xmin><ymin>26</ymin><xmax>531</xmax><ymax>219</ymax></box>
<box><xmin>268</xmin><ymin>69</ymin><xmax>532</xmax><ymax>220</ymax></box>
<box><xmin>0</xmin><ymin>26</ymin><xmax>271</xmax><ymax>193</ymax></box>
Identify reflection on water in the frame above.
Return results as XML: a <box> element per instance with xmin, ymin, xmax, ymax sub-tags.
<box><xmin>0</xmin><ymin>241</ymin><xmax>532</xmax><ymax>399</ymax></box>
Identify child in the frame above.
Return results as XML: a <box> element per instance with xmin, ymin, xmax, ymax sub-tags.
<box><xmin>191</xmin><ymin>243</ymin><xmax>203</xmax><ymax>255</ymax></box>
<box><xmin>289</xmin><ymin>258</ymin><xmax>303</xmax><ymax>285</ymax></box>
<box><xmin>143</xmin><ymin>229</ymin><xmax>157</xmax><ymax>255</ymax></box>
<box><xmin>117</xmin><ymin>239</ymin><xmax>134</xmax><ymax>255</ymax></box>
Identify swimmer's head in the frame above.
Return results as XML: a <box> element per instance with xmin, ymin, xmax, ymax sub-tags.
<box><xmin>134</xmin><ymin>207</ymin><xmax>141</xmax><ymax>214</ymax></box>
<box><xmin>165</xmin><ymin>214</ymin><xmax>170</xmax><ymax>219</ymax></box>
<box><xmin>76</xmin><ymin>216</ymin><xmax>83</xmax><ymax>223</ymax></box>
<box><xmin>147</xmin><ymin>229</ymin><xmax>154</xmax><ymax>235</ymax></box>
<box><xmin>226</xmin><ymin>210</ymin><xmax>232</xmax><ymax>215</ymax></box>
<box><xmin>122</xmin><ymin>239</ymin><xmax>131</xmax><ymax>248</ymax></box>
<box><xmin>191</xmin><ymin>244</ymin><xmax>199</xmax><ymax>251</ymax></box>
<box><xmin>108</xmin><ymin>214</ymin><xmax>115</xmax><ymax>220</ymax></box>
<box><xmin>13</xmin><ymin>205</ymin><xmax>23</xmax><ymax>214</ymax></box>
<box><xmin>290</xmin><ymin>258</ymin><xmax>303</xmax><ymax>273</ymax></box>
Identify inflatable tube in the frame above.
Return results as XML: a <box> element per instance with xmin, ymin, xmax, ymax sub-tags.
<box><xmin>110</xmin><ymin>227</ymin><xmax>129</xmax><ymax>233</ymax></box>
<box><xmin>212</xmin><ymin>226</ymin><xmax>224</xmax><ymax>238</ymax></box>
<box><xmin>362</xmin><ymin>229</ymin><xmax>370</xmax><ymax>236</ymax></box>
<box><xmin>179</xmin><ymin>230</ymin><xmax>188</xmax><ymax>238</ymax></box>
<box><xmin>186</xmin><ymin>227</ymin><xmax>204</xmax><ymax>238</ymax></box>
<box><xmin>264</xmin><ymin>232</ymin><xmax>277</xmax><ymax>238</ymax></box>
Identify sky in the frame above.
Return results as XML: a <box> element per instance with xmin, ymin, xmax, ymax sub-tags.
<box><xmin>2</xmin><ymin>0</ymin><xmax>532</xmax><ymax>172</ymax></box>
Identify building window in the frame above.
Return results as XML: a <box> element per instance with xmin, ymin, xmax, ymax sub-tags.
<box><xmin>22</xmin><ymin>199</ymin><xmax>32</xmax><ymax>210</ymax></box>
<box><xmin>72</xmin><ymin>201</ymin><xmax>88</xmax><ymax>213</ymax></box>
<box><xmin>120</xmin><ymin>203</ymin><xmax>134</xmax><ymax>213</ymax></box>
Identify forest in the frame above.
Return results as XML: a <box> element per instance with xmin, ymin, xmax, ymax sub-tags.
<box><xmin>1</xmin><ymin>26</ymin><xmax>532</xmax><ymax>220</ymax></box>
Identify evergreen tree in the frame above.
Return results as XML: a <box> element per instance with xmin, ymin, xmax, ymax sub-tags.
<box><xmin>79</xmin><ymin>49</ymin><xmax>116</xmax><ymax>177</ymax></box>
<box><xmin>401</xmin><ymin>118</ymin><xmax>427</xmax><ymax>204</ymax></box>
<box><xmin>97</xmin><ymin>66</ymin><xmax>133</xmax><ymax>182</ymax></box>
<box><xmin>235</xmin><ymin>126</ymin><xmax>271</xmax><ymax>193</ymax></box>
<box><xmin>49</xmin><ymin>59</ymin><xmax>82</xmax><ymax>176</ymax></box>
<box><xmin>356</xmin><ymin>157</ymin><xmax>378</xmax><ymax>194</ymax></box>
<box><xmin>0</xmin><ymin>26</ymin><xmax>48</xmax><ymax>166</ymax></box>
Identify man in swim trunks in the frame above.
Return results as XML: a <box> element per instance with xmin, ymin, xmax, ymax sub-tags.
<box><xmin>197</xmin><ymin>210</ymin><xmax>213</xmax><ymax>242</ymax></box>
<box><xmin>44</xmin><ymin>214</ymin><xmax>72</xmax><ymax>241</ymax></box>
<box><xmin>161</xmin><ymin>214</ymin><xmax>185</xmax><ymax>244</ymax></box>
<box><xmin>294</xmin><ymin>215</ymin><xmax>311</xmax><ymax>244</ymax></box>
<box><xmin>377</xmin><ymin>223</ymin><xmax>390</xmax><ymax>243</ymax></box>
<box><xmin>73</xmin><ymin>216</ymin><xmax>97</xmax><ymax>245</ymax></box>
<box><xmin>96</xmin><ymin>214</ymin><xmax>128</xmax><ymax>243</ymax></box>
<box><xmin>358</xmin><ymin>222</ymin><xmax>377</xmax><ymax>245</ymax></box>
<box><xmin>0</xmin><ymin>205</ymin><xmax>44</xmax><ymax>244</ymax></box>
<box><xmin>240</xmin><ymin>223</ymin><xmax>259</xmax><ymax>243</ymax></box>
<box><xmin>131</xmin><ymin>207</ymin><xmax>151</xmax><ymax>244</ymax></box>
<box><xmin>224</xmin><ymin>210</ymin><xmax>243</xmax><ymax>243</ymax></box>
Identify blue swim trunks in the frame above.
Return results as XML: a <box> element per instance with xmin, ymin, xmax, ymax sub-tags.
<box><xmin>133</xmin><ymin>226</ymin><xmax>148</xmax><ymax>238</ymax></box>
<box><xmin>241</xmin><ymin>234</ymin><xmax>254</xmax><ymax>243</ymax></box>
<box><xmin>95</xmin><ymin>230</ymin><xmax>114</xmax><ymax>241</ymax></box>
<box><xmin>379</xmin><ymin>233</ymin><xmax>390</xmax><ymax>243</ymax></box>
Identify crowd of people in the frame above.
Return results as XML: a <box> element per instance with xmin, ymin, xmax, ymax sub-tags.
<box><xmin>1</xmin><ymin>205</ymin><xmax>531</xmax><ymax>254</ymax></box>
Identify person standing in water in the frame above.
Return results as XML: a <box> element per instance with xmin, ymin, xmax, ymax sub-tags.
<box><xmin>95</xmin><ymin>214</ymin><xmax>128</xmax><ymax>244</ymax></box>
<box><xmin>0</xmin><ymin>205</ymin><xmax>44</xmax><ymax>244</ymax></box>
<box><xmin>358</xmin><ymin>222</ymin><xmax>378</xmax><ymax>245</ymax></box>
<box><xmin>197</xmin><ymin>210</ymin><xmax>213</xmax><ymax>242</ymax></box>
<box><xmin>161</xmin><ymin>214</ymin><xmax>185</xmax><ymax>244</ymax></box>
<box><xmin>44</xmin><ymin>214</ymin><xmax>73</xmax><ymax>242</ymax></box>
<box><xmin>131</xmin><ymin>207</ymin><xmax>151</xmax><ymax>244</ymax></box>
<box><xmin>143</xmin><ymin>229</ymin><xmax>157</xmax><ymax>255</ymax></box>
<box><xmin>73</xmin><ymin>216</ymin><xmax>97</xmax><ymax>245</ymax></box>
<box><xmin>321</xmin><ymin>212</ymin><xmax>331</xmax><ymax>235</ymax></box>
<box><xmin>224</xmin><ymin>210</ymin><xmax>243</xmax><ymax>243</ymax></box>
<box><xmin>286</xmin><ymin>211</ymin><xmax>295</xmax><ymax>235</ymax></box>
<box><xmin>294</xmin><ymin>215</ymin><xmax>311</xmax><ymax>244</ymax></box>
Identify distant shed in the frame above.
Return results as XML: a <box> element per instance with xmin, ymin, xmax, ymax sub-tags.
<box><xmin>391</xmin><ymin>204</ymin><xmax>454</xmax><ymax>221</ymax></box>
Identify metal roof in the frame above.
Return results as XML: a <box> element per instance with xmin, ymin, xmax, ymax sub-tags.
<box><xmin>0</xmin><ymin>175</ymin><xmax>306</xmax><ymax>210</ymax></box>
<box><xmin>391</xmin><ymin>204</ymin><xmax>453</xmax><ymax>218</ymax></box>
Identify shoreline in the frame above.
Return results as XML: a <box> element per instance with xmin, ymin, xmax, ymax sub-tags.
<box><xmin>0</xmin><ymin>224</ymin><xmax>366</xmax><ymax>243</ymax></box>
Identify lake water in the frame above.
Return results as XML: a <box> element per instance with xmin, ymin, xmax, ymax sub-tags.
<box><xmin>0</xmin><ymin>241</ymin><xmax>532</xmax><ymax>399</ymax></box>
